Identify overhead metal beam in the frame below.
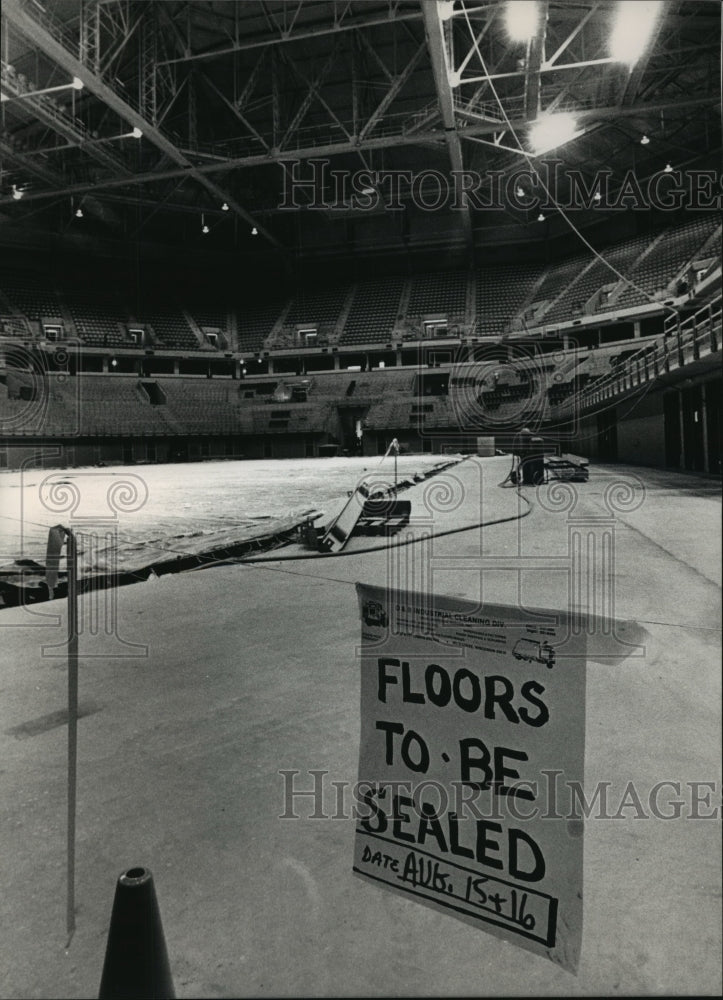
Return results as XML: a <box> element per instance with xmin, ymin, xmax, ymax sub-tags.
<box><xmin>524</xmin><ymin>1</ymin><xmax>549</xmax><ymax>120</ymax></box>
<box><xmin>155</xmin><ymin>5</ymin><xmax>425</xmax><ymax>67</ymax></box>
<box><xmin>259</xmin><ymin>5</ymin><xmax>409</xmax><ymax>249</ymax></box>
<box><xmin>0</xmin><ymin>137</ymin><xmax>124</xmax><ymax>230</ymax></box>
<box><xmin>0</xmin><ymin>94</ymin><xmax>717</xmax><ymax>208</ymax></box>
<box><xmin>2</xmin><ymin>0</ymin><xmax>283</xmax><ymax>250</ymax></box>
<box><xmin>0</xmin><ymin>85</ymin><xmax>132</xmax><ymax>177</ymax></box>
<box><xmin>544</xmin><ymin>2</ymin><xmax>601</xmax><ymax>68</ymax></box>
<box><xmin>619</xmin><ymin>13</ymin><xmax>668</xmax><ymax>107</ymax></box>
<box><xmin>278</xmin><ymin>41</ymin><xmax>342</xmax><ymax>150</ymax></box>
<box><xmin>359</xmin><ymin>42</ymin><xmax>427</xmax><ymax>140</ymax></box>
<box><xmin>421</xmin><ymin>0</ymin><xmax>473</xmax><ymax>247</ymax></box>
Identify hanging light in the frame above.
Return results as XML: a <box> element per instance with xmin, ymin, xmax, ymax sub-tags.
<box><xmin>537</xmin><ymin>212</ymin><xmax>546</xmax><ymax>222</ymax></box>
<box><xmin>2</xmin><ymin>75</ymin><xmax>84</xmax><ymax>104</ymax></box>
<box><xmin>529</xmin><ymin>112</ymin><xmax>581</xmax><ymax>155</ymax></box>
<box><xmin>593</xmin><ymin>190</ymin><xmax>602</xmax><ymax>203</ymax></box>
<box><xmin>131</xmin><ymin>126</ymin><xmax>143</xmax><ymax>139</ymax></box>
<box><xmin>610</xmin><ymin>1</ymin><xmax>664</xmax><ymax>66</ymax></box>
<box><xmin>663</xmin><ymin>162</ymin><xmax>673</xmax><ymax>173</ymax></box>
<box><xmin>221</xmin><ymin>201</ymin><xmax>229</xmax><ymax>211</ymax></box>
<box><xmin>251</xmin><ymin>226</ymin><xmax>258</xmax><ymax>236</ymax></box>
<box><xmin>640</xmin><ymin>134</ymin><xmax>650</xmax><ymax>145</ymax></box>
<box><xmin>11</xmin><ymin>184</ymin><xmax>24</xmax><ymax>200</ymax></box>
<box><xmin>505</xmin><ymin>0</ymin><xmax>538</xmax><ymax>42</ymax></box>
<box><xmin>201</xmin><ymin>212</ymin><xmax>209</xmax><ymax>234</ymax></box>
<box><xmin>75</xmin><ymin>206</ymin><xmax>83</xmax><ymax>218</ymax></box>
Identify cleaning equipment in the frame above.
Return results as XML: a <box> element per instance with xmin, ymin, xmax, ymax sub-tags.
<box><xmin>98</xmin><ymin>867</ymin><xmax>175</xmax><ymax>999</ymax></box>
<box><xmin>499</xmin><ymin>449</ymin><xmax>521</xmax><ymax>488</ymax></box>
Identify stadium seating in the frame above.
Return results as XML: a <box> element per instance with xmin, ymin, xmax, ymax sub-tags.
<box><xmin>1</xmin><ymin>219</ymin><xmax>719</xmax><ymax>363</ymax></box>
<box><xmin>0</xmin><ymin>316</ymin><xmax>32</xmax><ymax>338</ymax></box>
<box><xmin>159</xmin><ymin>378</ymin><xmax>241</xmax><ymax>434</ymax></box>
<box><xmin>475</xmin><ymin>263</ymin><xmax>541</xmax><ymax>335</ymax></box>
<box><xmin>340</xmin><ymin>275</ymin><xmax>407</xmax><ymax>345</ymax></box>
<box><xmin>523</xmin><ymin>254</ymin><xmax>593</xmax><ymax>323</ymax></box>
<box><xmin>605</xmin><ymin>217</ymin><xmax>721</xmax><ymax>311</ymax></box>
<box><xmin>542</xmin><ymin>235</ymin><xmax>651</xmax><ymax>324</ymax></box>
<box><xmin>189</xmin><ymin>306</ymin><xmax>228</xmax><ymax>331</ymax></box>
<box><xmin>138</xmin><ymin>306</ymin><xmax>200</xmax><ymax>350</ymax></box>
<box><xmin>65</xmin><ymin>290</ymin><xmax>129</xmax><ymax>348</ymax></box>
<box><xmin>407</xmin><ymin>270</ymin><xmax>467</xmax><ymax>316</ymax></box>
<box><xmin>237</xmin><ymin>301</ymin><xmax>287</xmax><ymax>354</ymax></box>
<box><xmin>0</xmin><ymin>268</ymin><xmax>64</xmax><ymax>323</ymax></box>
<box><xmin>285</xmin><ymin>284</ymin><xmax>351</xmax><ymax>327</ymax></box>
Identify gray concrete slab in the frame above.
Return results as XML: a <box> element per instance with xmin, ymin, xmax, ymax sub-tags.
<box><xmin>0</xmin><ymin>457</ymin><xmax>720</xmax><ymax>997</ymax></box>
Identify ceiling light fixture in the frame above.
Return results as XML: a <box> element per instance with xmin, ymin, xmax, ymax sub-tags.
<box><xmin>438</xmin><ymin>1</ymin><xmax>456</xmax><ymax>21</ymax></box>
<box><xmin>11</xmin><ymin>184</ymin><xmax>24</xmax><ymax>200</ymax></box>
<box><xmin>663</xmin><ymin>163</ymin><xmax>673</xmax><ymax>173</ymax></box>
<box><xmin>1</xmin><ymin>75</ymin><xmax>84</xmax><ymax>103</ymax></box>
<box><xmin>251</xmin><ymin>226</ymin><xmax>258</xmax><ymax>236</ymax></box>
<box><xmin>221</xmin><ymin>202</ymin><xmax>229</xmax><ymax>211</ymax></box>
<box><xmin>131</xmin><ymin>126</ymin><xmax>143</xmax><ymax>139</ymax></box>
<box><xmin>529</xmin><ymin>112</ymin><xmax>581</xmax><ymax>155</ymax></box>
<box><xmin>640</xmin><ymin>134</ymin><xmax>650</xmax><ymax>145</ymax></box>
<box><xmin>610</xmin><ymin>1</ymin><xmax>664</xmax><ymax>66</ymax></box>
<box><xmin>504</xmin><ymin>0</ymin><xmax>538</xmax><ymax>42</ymax></box>
<box><xmin>201</xmin><ymin>213</ymin><xmax>209</xmax><ymax>234</ymax></box>
<box><xmin>537</xmin><ymin>212</ymin><xmax>546</xmax><ymax>222</ymax></box>
<box><xmin>75</xmin><ymin>206</ymin><xmax>83</xmax><ymax>218</ymax></box>
<box><xmin>593</xmin><ymin>190</ymin><xmax>602</xmax><ymax>202</ymax></box>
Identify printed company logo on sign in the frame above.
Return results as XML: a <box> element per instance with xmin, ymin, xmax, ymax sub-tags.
<box><xmin>353</xmin><ymin>584</ymin><xmax>586</xmax><ymax>973</ymax></box>
<box><xmin>362</xmin><ymin>599</ymin><xmax>388</xmax><ymax>630</ymax></box>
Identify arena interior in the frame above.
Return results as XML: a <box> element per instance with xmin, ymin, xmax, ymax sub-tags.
<box><xmin>0</xmin><ymin>1</ymin><xmax>721</xmax><ymax>997</ymax></box>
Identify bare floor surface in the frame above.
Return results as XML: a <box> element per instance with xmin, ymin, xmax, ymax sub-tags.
<box><xmin>0</xmin><ymin>457</ymin><xmax>720</xmax><ymax>997</ymax></box>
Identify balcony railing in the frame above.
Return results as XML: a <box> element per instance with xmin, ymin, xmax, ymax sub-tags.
<box><xmin>554</xmin><ymin>295</ymin><xmax>721</xmax><ymax>414</ymax></box>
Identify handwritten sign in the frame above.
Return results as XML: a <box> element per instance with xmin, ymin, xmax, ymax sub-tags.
<box><xmin>353</xmin><ymin>584</ymin><xmax>586</xmax><ymax>972</ymax></box>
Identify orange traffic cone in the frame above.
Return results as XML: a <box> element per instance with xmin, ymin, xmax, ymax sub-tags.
<box><xmin>98</xmin><ymin>867</ymin><xmax>175</xmax><ymax>999</ymax></box>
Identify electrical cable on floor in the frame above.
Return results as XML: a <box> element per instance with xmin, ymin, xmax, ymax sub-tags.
<box><xmin>0</xmin><ymin>458</ymin><xmax>531</xmax><ymax>593</ymax></box>
<box><xmin>204</xmin><ymin>464</ymin><xmax>532</xmax><ymax>568</ymax></box>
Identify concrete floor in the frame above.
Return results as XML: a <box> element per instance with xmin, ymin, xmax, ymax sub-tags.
<box><xmin>0</xmin><ymin>456</ymin><xmax>720</xmax><ymax>997</ymax></box>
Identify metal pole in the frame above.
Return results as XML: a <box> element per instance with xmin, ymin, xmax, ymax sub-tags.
<box><xmin>66</xmin><ymin>528</ymin><xmax>79</xmax><ymax>942</ymax></box>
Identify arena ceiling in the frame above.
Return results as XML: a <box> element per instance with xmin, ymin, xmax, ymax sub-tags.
<box><xmin>0</xmin><ymin>0</ymin><xmax>720</xmax><ymax>262</ymax></box>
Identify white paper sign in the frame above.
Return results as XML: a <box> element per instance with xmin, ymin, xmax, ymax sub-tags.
<box><xmin>354</xmin><ymin>584</ymin><xmax>586</xmax><ymax>973</ymax></box>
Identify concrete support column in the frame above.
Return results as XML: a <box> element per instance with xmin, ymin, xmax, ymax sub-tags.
<box><xmin>678</xmin><ymin>390</ymin><xmax>686</xmax><ymax>470</ymax></box>
<box><xmin>173</xmin><ymin>358</ymin><xmax>180</xmax><ymax>375</ymax></box>
<box><xmin>267</xmin><ymin>358</ymin><xmax>274</xmax><ymax>374</ymax></box>
<box><xmin>333</xmin><ymin>354</ymin><xmax>340</xmax><ymax>371</ymax></box>
<box><xmin>633</xmin><ymin>321</ymin><xmax>642</xmax><ymax>339</ymax></box>
<box><xmin>102</xmin><ymin>356</ymin><xmax>109</xmax><ymax>373</ymax></box>
<box><xmin>701</xmin><ymin>382</ymin><xmax>709</xmax><ymax>473</ymax></box>
<box><xmin>396</xmin><ymin>349</ymin><xmax>403</xmax><ymax>366</ymax></box>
